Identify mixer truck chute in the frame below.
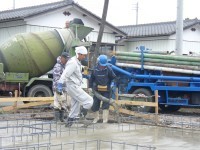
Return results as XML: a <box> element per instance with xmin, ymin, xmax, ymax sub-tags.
<box><xmin>0</xmin><ymin>18</ymin><xmax>93</xmax><ymax>97</ymax></box>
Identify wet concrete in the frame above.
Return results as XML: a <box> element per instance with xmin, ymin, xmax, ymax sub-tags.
<box><xmin>63</xmin><ymin>123</ymin><xmax>200</xmax><ymax>150</ymax></box>
<box><xmin>0</xmin><ymin>120</ymin><xmax>200</xmax><ymax>150</ymax></box>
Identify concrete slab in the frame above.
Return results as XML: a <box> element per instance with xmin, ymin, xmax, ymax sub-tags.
<box><xmin>0</xmin><ymin>119</ymin><xmax>199</xmax><ymax>149</ymax></box>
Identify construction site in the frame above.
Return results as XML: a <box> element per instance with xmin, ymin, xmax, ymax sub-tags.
<box><xmin>0</xmin><ymin>109</ymin><xmax>199</xmax><ymax>150</ymax></box>
<box><xmin>0</xmin><ymin>0</ymin><xmax>200</xmax><ymax>149</ymax></box>
<box><xmin>0</xmin><ymin>90</ymin><xmax>200</xmax><ymax>150</ymax></box>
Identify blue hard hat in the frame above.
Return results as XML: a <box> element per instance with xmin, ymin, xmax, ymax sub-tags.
<box><xmin>97</xmin><ymin>55</ymin><xmax>107</xmax><ymax>66</ymax></box>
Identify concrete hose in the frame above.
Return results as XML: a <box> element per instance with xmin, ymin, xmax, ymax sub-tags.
<box><xmin>93</xmin><ymin>90</ymin><xmax>121</xmax><ymax>123</ymax></box>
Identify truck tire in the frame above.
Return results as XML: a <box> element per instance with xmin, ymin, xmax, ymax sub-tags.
<box><xmin>191</xmin><ymin>92</ymin><xmax>200</xmax><ymax>105</ymax></box>
<box><xmin>159</xmin><ymin>105</ymin><xmax>180</xmax><ymax>112</ymax></box>
<box><xmin>128</xmin><ymin>88</ymin><xmax>154</xmax><ymax>112</ymax></box>
<box><xmin>27</xmin><ymin>85</ymin><xmax>53</xmax><ymax>97</ymax></box>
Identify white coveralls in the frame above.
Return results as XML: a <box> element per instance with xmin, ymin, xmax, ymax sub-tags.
<box><xmin>59</xmin><ymin>56</ymin><xmax>93</xmax><ymax>118</ymax></box>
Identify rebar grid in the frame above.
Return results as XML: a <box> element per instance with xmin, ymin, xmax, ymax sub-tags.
<box><xmin>0</xmin><ymin>139</ymin><xmax>156</xmax><ymax>150</ymax></box>
<box><xmin>1</xmin><ymin>111</ymin><xmax>200</xmax><ymax>127</ymax></box>
<box><xmin>0</xmin><ymin>111</ymin><xmax>53</xmax><ymax>120</ymax></box>
<box><xmin>121</xmin><ymin>112</ymin><xmax>200</xmax><ymax>129</ymax></box>
<box><xmin>0</xmin><ymin>112</ymin><xmax>200</xmax><ymax>149</ymax></box>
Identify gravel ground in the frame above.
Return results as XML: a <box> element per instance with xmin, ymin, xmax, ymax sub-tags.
<box><xmin>162</xmin><ymin>107</ymin><xmax>200</xmax><ymax>116</ymax></box>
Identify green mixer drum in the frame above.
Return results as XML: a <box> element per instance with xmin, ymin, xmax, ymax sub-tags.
<box><xmin>0</xmin><ymin>29</ymin><xmax>75</xmax><ymax>78</ymax></box>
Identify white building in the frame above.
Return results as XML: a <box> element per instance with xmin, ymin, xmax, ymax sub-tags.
<box><xmin>0</xmin><ymin>0</ymin><xmax>126</xmax><ymax>51</ymax></box>
<box><xmin>118</xmin><ymin>18</ymin><xmax>200</xmax><ymax>55</ymax></box>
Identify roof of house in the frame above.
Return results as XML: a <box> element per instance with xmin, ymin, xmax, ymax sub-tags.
<box><xmin>0</xmin><ymin>0</ymin><xmax>126</xmax><ymax>36</ymax></box>
<box><xmin>118</xmin><ymin>18</ymin><xmax>200</xmax><ymax>38</ymax></box>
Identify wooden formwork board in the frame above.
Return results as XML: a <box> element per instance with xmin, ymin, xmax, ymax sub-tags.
<box><xmin>115</xmin><ymin>100</ymin><xmax>158</xmax><ymax>107</ymax></box>
<box><xmin>1</xmin><ymin>101</ymin><xmax>52</xmax><ymax>112</ymax></box>
<box><xmin>0</xmin><ymin>97</ymin><xmax>54</xmax><ymax>102</ymax></box>
<box><xmin>0</xmin><ymin>96</ymin><xmax>53</xmax><ymax>112</ymax></box>
<box><xmin>110</xmin><ymin>90</ymin><xmax>158</xmax><ymax>119</ymax></box>
<box><xmin>109</xmin><ymin>106</ymin><xmax>157</xmax><ymax>119</ymax></box>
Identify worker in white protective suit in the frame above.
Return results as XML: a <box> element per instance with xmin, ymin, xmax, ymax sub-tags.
<box><xmin>57</xmin><ymin>46</ymin><xmax>93</xmax><ymax>127</ymax></box>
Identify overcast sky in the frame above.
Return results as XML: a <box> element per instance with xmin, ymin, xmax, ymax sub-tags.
<box><xmin>0</xmin><ymin>0</ymin><xmax>200</xmax><ymax>26</ymax></box>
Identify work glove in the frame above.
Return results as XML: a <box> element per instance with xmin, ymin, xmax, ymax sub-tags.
<box><xmin>88</xmin><ymin>88</ymin><xmax>93</xmax><ymax>95</ymax></box>
<box><xmin>110</xmin><ymin>81</ymin><xmax>115</xmax><ymax>88</ymax></box>
<box><xmin>56</xmin><ymin>83</ymin><xmax>63</xmax><ymax>95</ymax></box>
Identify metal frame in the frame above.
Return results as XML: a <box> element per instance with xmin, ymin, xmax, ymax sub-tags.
<box><xmin>110</xmin><ymin>57</ymin><xmax>200</xmax><ymax>108</ymax></box>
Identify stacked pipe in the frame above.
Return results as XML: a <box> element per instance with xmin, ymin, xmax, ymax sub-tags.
<box><xmin>114</xmin><ymin>51</ymin><xmax>200</xmax><ymax>75</ymax></box>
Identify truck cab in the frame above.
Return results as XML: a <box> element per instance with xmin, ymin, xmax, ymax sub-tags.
<box><xmin>0</xmin><ymin>63</ymin><xmax>53</xmax><ymax>97</ymax></box>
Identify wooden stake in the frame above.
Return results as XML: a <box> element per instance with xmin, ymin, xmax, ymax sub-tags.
<box><xmin>13</xmin><ymin>90</ymin><xmax>18</xmax><ymax>111</ymax></box>
<box><xmin>155</xmin><ymin>90</ymin><xmax>159</xmax><ymax>124</ymax></box>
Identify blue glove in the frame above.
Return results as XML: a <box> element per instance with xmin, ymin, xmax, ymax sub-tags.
<box><xmin>110</xmin><ymin>81</ymin><xmax>115</xmax><ymax>88</ymax></box>
<box><xmin>82</xmin><ymin>74</ymin><xmax>90</xmax><ymax>79</ymax></box>
<box><xmin>56</xmin><ymin>83</ymin><xmax>63</xmax><ymax>94</ymax></box>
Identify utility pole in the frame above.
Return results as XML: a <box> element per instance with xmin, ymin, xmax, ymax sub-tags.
<box><xmin>132</xmin><ymin>2</ymin><xmax>139</xmax><ymax>25</ymax></box>
<box><xmin>92</xmin><ymin>0</ymin><xmax>109</xmax><ymax>65</ymax></box>
<box><xmin>136</xmin><ymin>2</ymin><xmax>138</xmax><ymax>25</ymax></box>
<box><xmin>175</xmin><ymin>0</ymin><xmax>183</xmax><ymax>55</ymax></box>
<box><xmin>13</xmin><ymin>0</ymin><xmax>15</xmax><ymax>9</ymax></box>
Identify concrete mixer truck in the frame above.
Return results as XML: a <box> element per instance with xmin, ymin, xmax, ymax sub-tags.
<box><xmin>0</xmin><ymin>19</ymin><xmax>93</xmax><ymax>98</ymax></box>
<box><xmin>108</xmin><ymin>46</ymin><xmax>200</xmax><ymax>112</ymax></box>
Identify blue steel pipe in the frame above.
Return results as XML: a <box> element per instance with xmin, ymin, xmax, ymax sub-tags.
<box><xmin>108</xmin><ymin>63</ymin><xmax>200</xmax><ymax>82</ymax></box>
<box><xmin>109</xmin><ymin>63</ymin><xmax>132</xmax><ymax>77</ymax></box>
<box><xmin>133</xmin><ymin>74</ymin><xmax>200</xmax><ymax>82</ymax></box>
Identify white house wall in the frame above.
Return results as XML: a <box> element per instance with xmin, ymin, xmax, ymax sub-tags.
<box><xmin>0</xmin><ymin>20</ymin><xmax>26</xmax><ymax>45</ymax></box>
<box><xmin>0</xmin><ymin>6</ymin><xmax>117</xmax><ymax>46</ymax></box>
<box><xmin>170</xmin><ymin>24</ymin><xmax>200</xmax><ymax>41</ymax></box>
<box><xmin>169</xmin><ymin>24</ymin><xmax>200</xmax><ymax>54</ymax></box>
<box><xmin>118</xmin><ymin>37</ymin><xmax>174</xmax><ymax>52</ymax></box>
<box><xmin>117</xmin><ymin>42</ymin><xmax>128</xmax><ymax>52</ymax></box>
<box><xmin>25</xmin><ymin>8</ymin><xmax>116</xmax><ymax>44</ymax></box>
<box><xmin>26</xmin><ymin>25</ymin><xmax>56</xmax><ymax>33</ymax></box>
<box><xmin>0</xmin><ymin>24</ymin><xmax>57</xmax><ymax>45</ymax></box>
<box><xmin>119</xmin><ymin>24</ymin><xmax>200</xmax><ymax>54</ymax></box>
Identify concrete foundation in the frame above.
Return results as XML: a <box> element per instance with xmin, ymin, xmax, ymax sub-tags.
<box><xmin>0</xmin><ymin>112</ymin><xmax>199</xmax><ymax>150</ymax></box>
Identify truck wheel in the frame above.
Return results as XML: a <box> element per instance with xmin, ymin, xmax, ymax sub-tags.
<box><xmin>159</xmin><ymin>105</ymin><xmax>180</xmax><ymax>112</ymax></box>
<box><xmin>27</xmin><ymin>85</ymin><xmax>53</xmax><ymax>97</ymax></box>
<box><xmin>127</xmin><ymin>88</ymin><xmax>154</xmax><ymax>112</ymax></box>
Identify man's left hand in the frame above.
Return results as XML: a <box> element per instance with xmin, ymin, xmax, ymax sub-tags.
<box><xmin>56</xmin><ymin>83</ymin><xmax>63</xmax><ymax>95</ymax></box>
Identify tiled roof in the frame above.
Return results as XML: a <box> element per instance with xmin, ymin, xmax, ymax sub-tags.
<box><xmin>0</xmin><ymin>1</ymin><xmax>73</xmax><ymax>21</ymax></box>
<box><xmin>118</xmin><ymin>18</ymin><xmax>200</xmax><ymax>37</ymax></box>
<box><xmin>0</xmin><ymin>0</ymin><xmax>126</xmax><ymax>36</ymax></box>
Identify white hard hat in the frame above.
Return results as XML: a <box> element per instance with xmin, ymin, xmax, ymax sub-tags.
<box><xmin>75</xmin><ymin>46</ymin><xmax>87</xmax><ymax>55</ymax></box>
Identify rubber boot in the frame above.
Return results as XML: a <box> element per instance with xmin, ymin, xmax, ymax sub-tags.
<box><xmin>80</xmin><ymin>107</ymin><xmax>88</xmax><ymax>118</ymax></box>
<box><xmin>103</xmin><ymin>109</ymin><xmax>109</xmax><ymax>123</ymax></box>
<box><xmin>92</xmin><ymin>111</ymin><xmax>100</xmax><ymax>123</ymax></box>
<box><xmin>59</xmin><ymin>110</ymin><xmax>65</xmax><ymax>122</ymax></box>
<box><xmin>54</xmin><ymin>109</ymin><xmax>60</xmax><ymax>121</ymax></box>
<box><xmin>65</xmin><ymin>117</ymin><xmax>74</xmax><ymax>127</ymax></box>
